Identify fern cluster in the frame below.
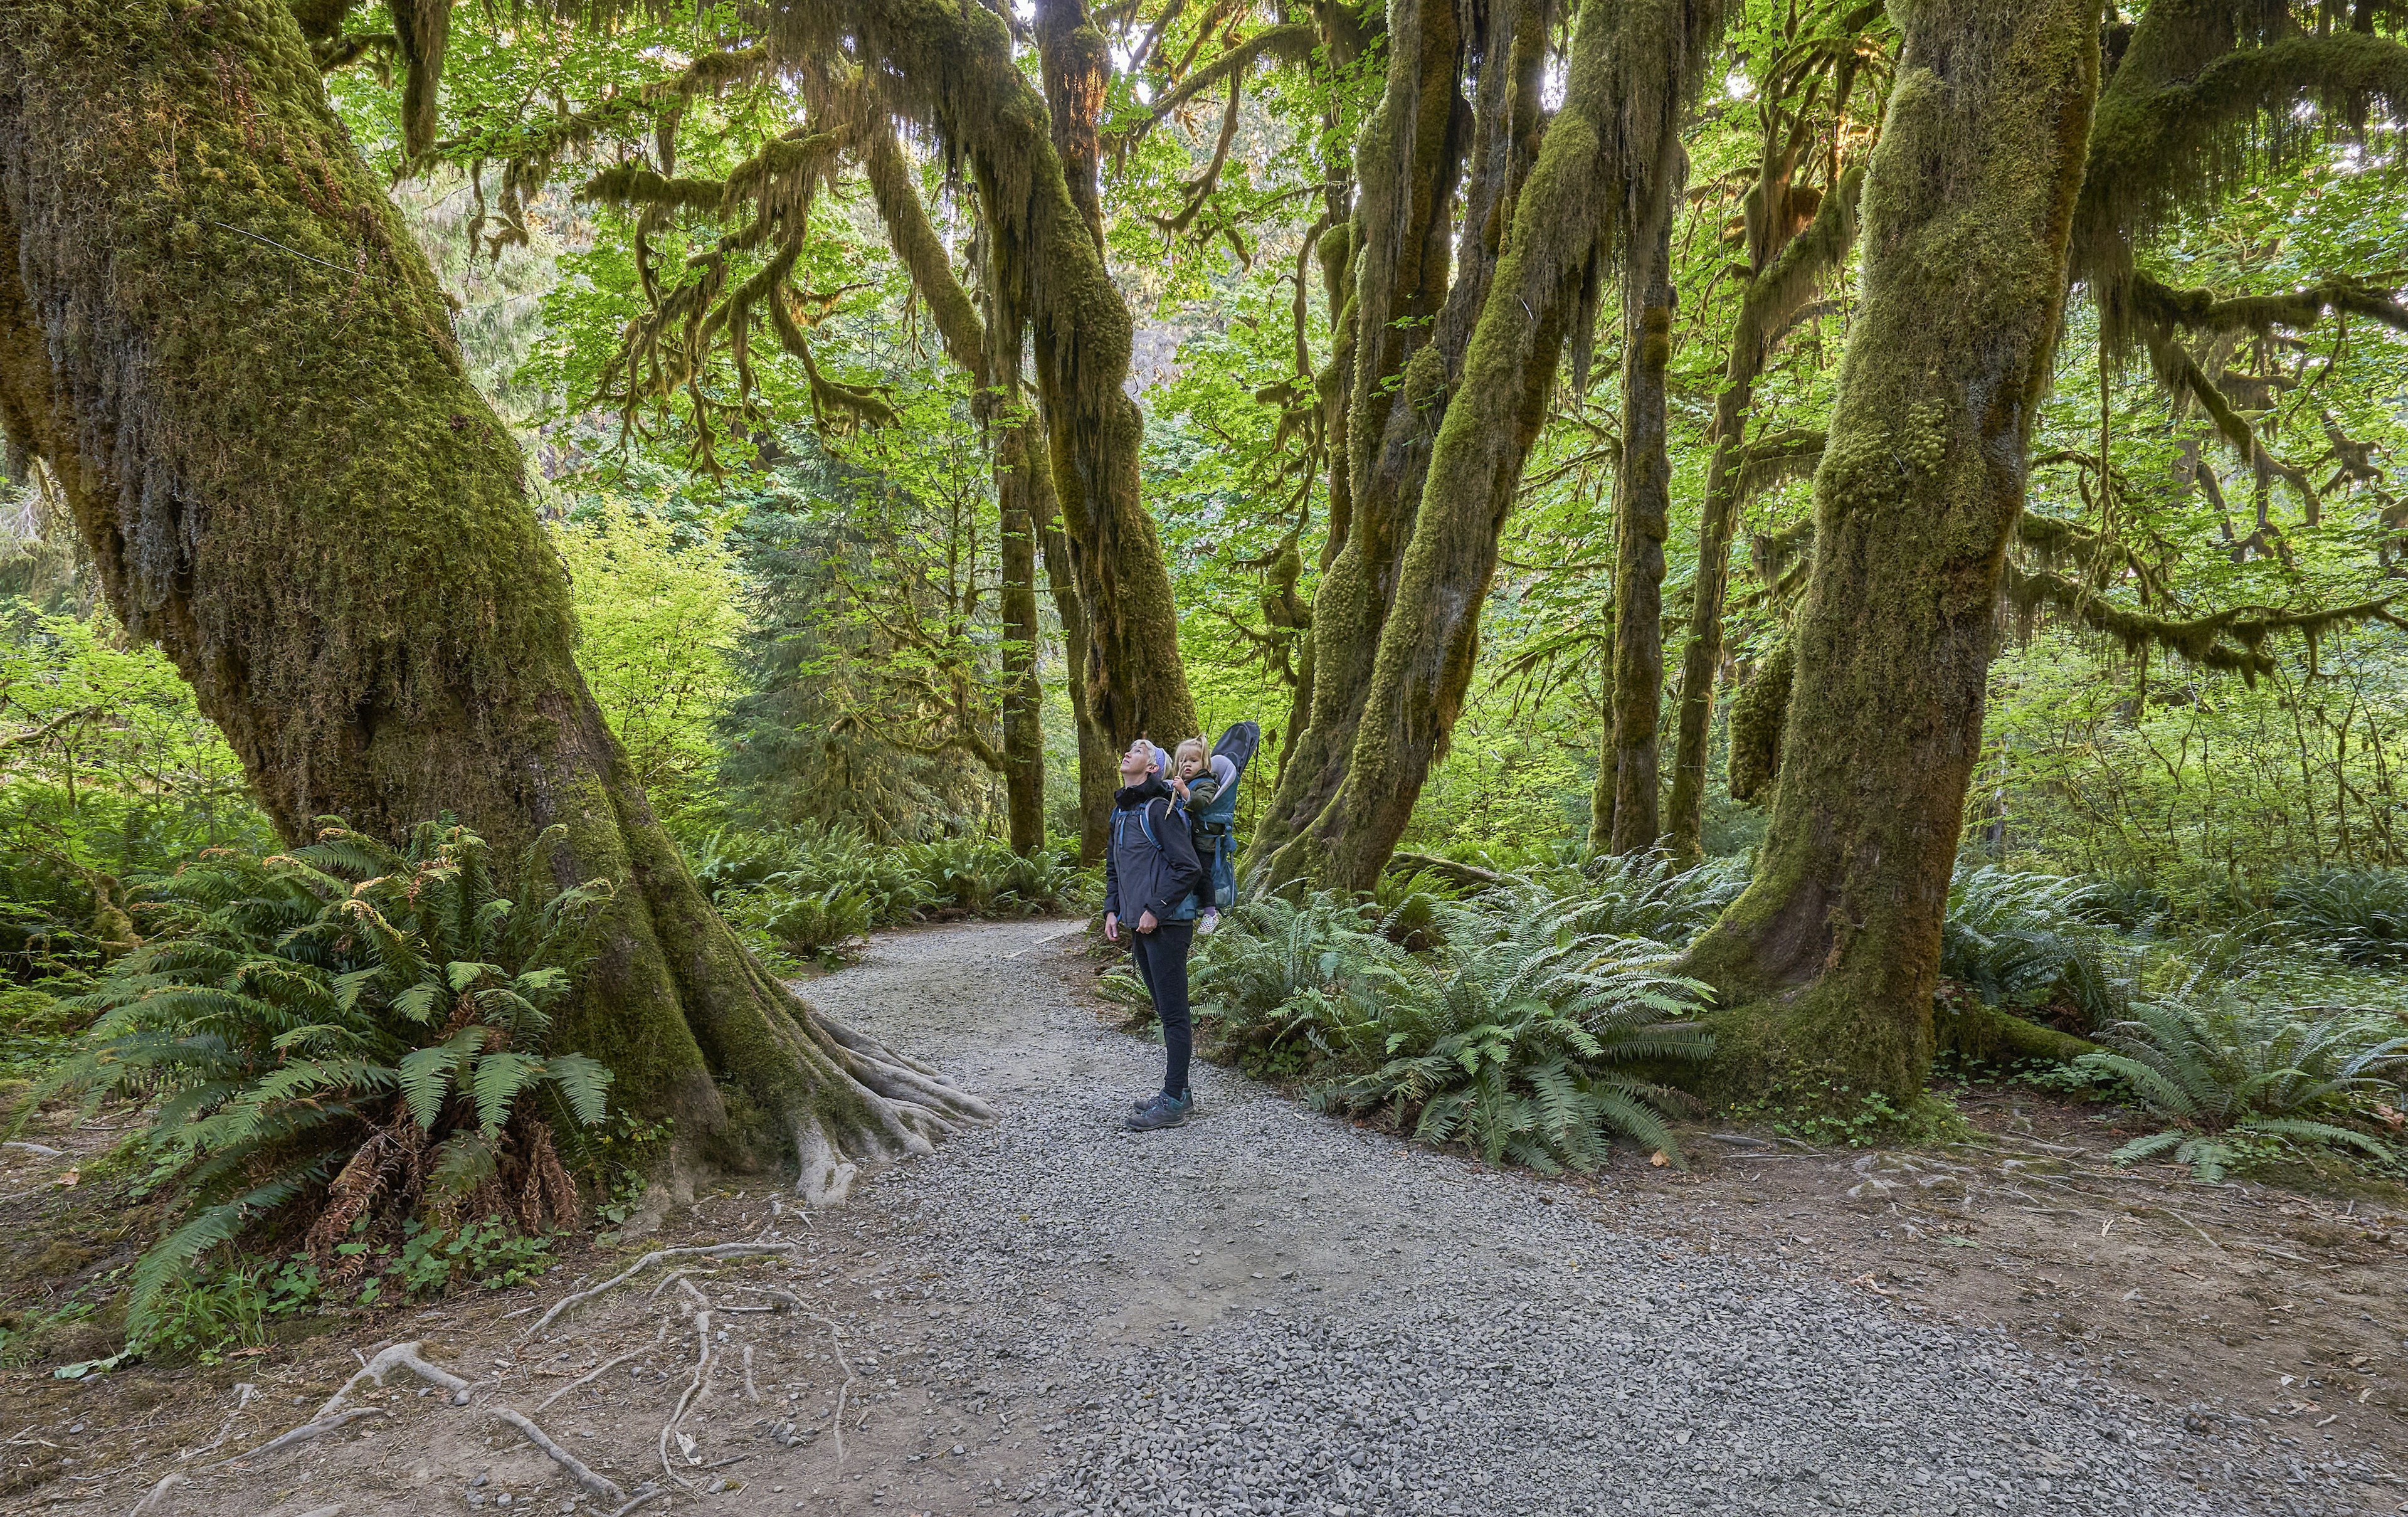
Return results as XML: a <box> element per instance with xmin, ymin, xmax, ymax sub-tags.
<box><xmin>2076</xmin><ymin>975</ymin><xmax>2405</xmax><ymax>1181</ymax></box>
<box><xmin>41</xmin><ymin>822</ymin><xmax>614</xmax><ymax>1336</ymax></box>
<box><xmin>1193</xmin><ymin>861</ymin><xmax>1716</xmax><ymax>1174</ymax></box>
<box><xmin>2271</xmin><ymin>869</ymin><xmax>2408</xmax><ymax>967</ymax></box>
<box><xmin>692</xmin><ymin>823</ymin><xmax>1092</xmax><ymax>959</ymax></box>
<box><xmin>1940</xmin><ymin>865</ymin><xmax>2127</xmax><ymax>1032</ymax></box>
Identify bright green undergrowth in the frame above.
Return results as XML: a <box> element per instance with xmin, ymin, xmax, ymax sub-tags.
<box><xmin>1193</xmin><ymin>855</ymin><xmax>1728</xmax><ymax>1173</ymax></box>
<box><xmin>31</xmin><ymin>822</ymin><xmax>615</xmax><ymax>1341</ymax></box>
<box><xmin>1194</xmin><ymin>851</ymin><xmax>2408</xmax><ymax>1180</ymax></box>
<box><xmin>691</xmin><ymin>823</ymin><xmax>1096</xmax><ymax>965</ymax></box>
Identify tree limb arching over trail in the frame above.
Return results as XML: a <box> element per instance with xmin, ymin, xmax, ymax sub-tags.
<box><xmin>0</xmin><ymin>0</ymin><xmax>991</xmax><ymax>1203</ymax></box>
<box><xmin>1676</xmin><ymin>0</ymin><xmax>2099</xmax><ymax>1104</ymax></box>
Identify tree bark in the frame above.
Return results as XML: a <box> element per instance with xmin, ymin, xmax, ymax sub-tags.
<box><xmin>847</xmin><ymin>0</ymin><xmax>1196</xmax><ymax>751</ymax></box>
<box><xmin>861</xmin><ymin>121</ymin><xmax>1089</xmax><ymax>859</ymax></box>
<box><xmin>1678</xmin><ymin>0</ymin><xmax>2098</xmax><ymax>1104</ymax></box>
<box><xmin>1275</xmin><ymin>0</ymin><xmax>1721</xmax><ymax>892</ymax></box>
<box><xmin>1664</xmin><ymin>167</ymin><xmax>1865</xmax><ymax>860</ymax></box>
<box><xmin>1247</xmin><ymin>0</ymin><xmax>1474</xmax><ymax>874</ymax></box>
<box><xmin>998</xmin><ymin>429</ymin><xmax>1045</xmax><ymax>855</ymax></box>
<box><xmin>0</xmin><ymin>0</ymin><xmax>990</xmax><ymax>1202</ymax></box>
<box><xmin>1034</xmin><ymin>0</ymin><xmax>1109</xmax><ymax>255</ymax></box>
<box><xmin>1607</xmin><ymin>166</ymin><xmax>1681</xmax><ymax>857</ymax></box>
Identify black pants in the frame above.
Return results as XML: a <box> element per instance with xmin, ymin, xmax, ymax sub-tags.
<box><xmin>1129</xmin><ymin>921</ymin><xmax>1195</xmax><ymax>1097</ymax></box>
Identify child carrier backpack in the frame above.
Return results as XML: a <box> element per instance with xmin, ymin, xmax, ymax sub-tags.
<box><xmin>1195</xmin><ymin>721</ymin><xmax>1259</xmax><ymax>903</ymax></box>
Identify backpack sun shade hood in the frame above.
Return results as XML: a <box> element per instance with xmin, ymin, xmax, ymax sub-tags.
<box><xmin>1211</xmin><ymin>721</ymin><xmax>1260</xmax><ymax>786</ymax></box>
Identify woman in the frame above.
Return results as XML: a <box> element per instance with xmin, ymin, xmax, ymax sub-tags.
<box><xmin>1102</xmin><ymin>736</ymin><xmax>1202</xmax><ymax>1129</ymax></box>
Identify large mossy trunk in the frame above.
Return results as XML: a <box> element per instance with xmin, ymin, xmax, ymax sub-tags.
<box><xmin>1272</xmin><ymin>0</ymin><xmax>1718</xmax><ymax>893</ymax></box>
<box><xmin>1678</xmin><ymin>0</ymin><xmax>2097</xmax><ymax>1104</ymax></box>
<box><xmin>1247</xmin><ymin>0</ymin><xmax>1472</xmax><ymax>877</ymax></box>
<box><xmin>0</xmin><ymin>0</ymin><xmax>989</xmax><ymax>1202</ymax></box>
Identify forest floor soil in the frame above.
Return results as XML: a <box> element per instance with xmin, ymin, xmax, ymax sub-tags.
<box><xmin>3</xmin><ymin>916</ymin><xmax>2405</xmax><ymax>1516</ymax></box>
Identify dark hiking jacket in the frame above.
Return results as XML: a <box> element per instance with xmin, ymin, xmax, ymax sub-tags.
<box><xmin>1102</xmin><ymin>776</ymin><xmax>1202</xmax><ymax>926</ymax></box>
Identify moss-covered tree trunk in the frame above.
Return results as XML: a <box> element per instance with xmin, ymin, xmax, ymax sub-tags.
<box><xmin>1247</xmin><ymin>0</ymin><xmax>1471</xmax><ymax>874</ymax></box>
<box><xmin>998</xmin><ymin>436</ymin><xmax>1045</xmax><ymax>856</ymax></box>
<box><xmin>1664</xmin><ymin>167</ymin><xmax>1864</xmax><ymax>861</ymax></box>
<box><xmin>1607</xmin><ymin>179</ymin><xmax>1680</xmax><ymax>857</ymax></box>
<box><xmin>1273</xmin><ymin>0</ymin><xmax>1719</xmax><ymax>892</ymax></box>
<box><xmin>862</xmin><ymin>121</ymin><xmax>1075</xmax><ymax>859</ymax></box>
<box><xmin>1678</xmin><ymin>0</ymin><xmax>2097</xmax><ymax>1103</ymax></box>
<box><xmin>0</xmin><ymin>0</ymin><xmax>990</xmax><ymax>1202</ymax></box>
<box><xmin>847</xmin><ymin>0</ymin><xmax>1197</xmax><ymax>753</ymax></box>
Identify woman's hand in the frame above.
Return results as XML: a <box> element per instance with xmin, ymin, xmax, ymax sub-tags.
<box><xmin>1137</xmin><ymin>909</ymin><xmax>1158</xmax><ymax>934</ymax></box>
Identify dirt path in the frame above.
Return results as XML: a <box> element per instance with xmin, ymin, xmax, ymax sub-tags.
<box><xmin>6</xmin><ymin>918</ymin><xmax>2404</xmax><ymax>1517</ymax></box>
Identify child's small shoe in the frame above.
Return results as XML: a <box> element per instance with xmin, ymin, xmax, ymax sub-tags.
<box><xmin>1198</xmin><ymin>908</ymin><xmax>1220</xmax><ymax>936</ymax></box>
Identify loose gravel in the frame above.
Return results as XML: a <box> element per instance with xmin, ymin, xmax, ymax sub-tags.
<box><xmin>805</xmin><ymin>918</ymin><xmax>2385</xmax><ymax>1517</ymax></box>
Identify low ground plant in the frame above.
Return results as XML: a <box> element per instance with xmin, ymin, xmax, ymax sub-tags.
<box><xmin>37</xmin><ymin>822</ymin><xmax>613</xmax><ymax>1338</ymax></box>
<box><xmin>1193</xmin><ymin>866</ymin><xmax>1716</xmax><ymax>1172</ymax></box>
<box><xmin>692</xmin><ymin>824</ymin><xmax>1092</xmax><ymax>962</ymax></box>
<box><xmin>2075</xmin><ymin>978</ymin><xmax>2405</xmax><ymax>1181</ymax></box>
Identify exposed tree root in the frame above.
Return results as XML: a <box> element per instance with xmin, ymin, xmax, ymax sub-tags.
<box><xmin>317</xmin><ymin>1340</ymin><xmax>472</xmax><ymax>1419</ymax></box>
<box><xmin>491</xmin><ymin>1405</ymin><xmax>625</xmax><ymax>1502</ymax></box>
<box><xmin>605</xmin><ymin>1487</ymin><xmax>668</xmax><ymax>1517</ymax></box>
<box><xmin>177</xmin><ymin>1383</ymin><xmax>257</xmax><ymax>1461</ymax></box>
<box><xmin>519</xmin><ymin>1244</ymin><xmax>800</xmax><ymax>1340</ymax></box>
<box><xmin>128</xmin><ymin>1474</ymin><xmax>181</xmax><ymax>1516</ymax></box>
<box><xmin>536</xmin><ymin>1350</ymin><xmax>651</xmax><ymax>1412</ymax></box>
<box><xmin>784</xmin><ymin>1011</ymin><xmax>998</xmax><ymax>1206</ymax></box>
<box><xmin>658</xmin><ymin>1305</ymin><xmax>716</xmax><ymax>1482</ymax></box>
<box><xmin>216</xmin><ymin>1406</ymin><xmax>386</xmax><ymax>1466</ymax></box>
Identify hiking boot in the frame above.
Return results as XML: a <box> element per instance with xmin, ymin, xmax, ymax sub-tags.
<box><xmin>1124</xmin><ymin>1090</ymin><xmax>1194</xmax><ymax>1130</ymax></box>
<box><xmin>1130</xmin><ymin>1089</ymin><xmax>1200</xmax><ymax>1114</ymax></box>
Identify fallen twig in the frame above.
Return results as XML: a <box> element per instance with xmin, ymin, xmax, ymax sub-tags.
<box><xmin>216</xmin><ymin>1406</ymin><xmax>384</xmax><ymax>1466</ymax></box>
<box><xmin>519</xmin><ymin>1244</ymin><xmax>798</xmax><ymax>1341</ymax></box>
<box><xmin>537</xmin><ymin>1350</ymin><xmax>651</xmax><ymax>1413</ymax></box>
<box><xmin>490</xmin><ymin>1405</ymin><xmax>625</xmax><ymax>1503</ymax></box>
<box><xmin>742</xmin><ymin>1344</ymin><xmax>759</xmax><ymax>1403</ymax></box>
<box><xmin>2</xmin><ymin>1141</ymin><xmax>66</xmax><ymax>1158</ymax></box>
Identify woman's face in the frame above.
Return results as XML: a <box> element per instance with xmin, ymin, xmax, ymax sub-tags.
<box><xmin>1120</xmin><ymin>740</ymin><xmax>1157</xmax><ymax>781</ymax></box>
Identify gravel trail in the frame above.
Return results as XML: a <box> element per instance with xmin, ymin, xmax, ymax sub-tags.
<box><xmin>809</xmin><ymin>917</ymin><xmax>2383</xmax><ymax>1517</ymax></box>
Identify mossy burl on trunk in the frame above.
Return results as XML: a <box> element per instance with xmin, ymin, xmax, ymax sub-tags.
<box><xmin>0</xmin><ymin>0</ymin><xmax>989</xmax><ymax>1202</ymax></box>
<box><xmin>1677</xmin><ymin>0</ymin><xmax>2098</xmax><ymax>1107</ymax></box>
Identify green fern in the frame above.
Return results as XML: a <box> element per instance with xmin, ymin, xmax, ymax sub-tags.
<box><xmin>2076</xmin><ymin>978</ymin><xmax>2405</xmax><ymax>1180</ymax></box>
<box><xmin>44</xmin><ymin>820</ymin><xmax>615</xmax><ymax>1338</ymax></box>
<box><xmin>1310</xmin><ymin>884</ymin><xmax>1713</xmax><ymax>1171</ymax></box>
